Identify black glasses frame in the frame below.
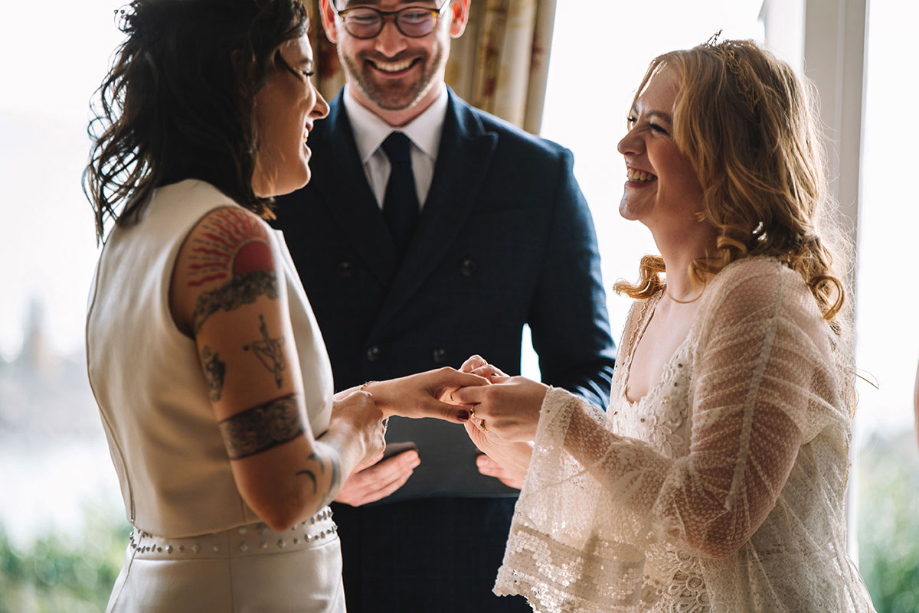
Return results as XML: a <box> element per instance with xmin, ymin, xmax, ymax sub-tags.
<box><xmin>335</xmin><ymin>1</ymin><xmax>453</xmax><ymax>39</ymax></box>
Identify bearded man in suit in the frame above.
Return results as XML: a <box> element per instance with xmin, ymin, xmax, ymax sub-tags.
<box><xmin>273</xmin><ymin>1</ymin><xmax>617</xmax><ymax>611</ymax></box>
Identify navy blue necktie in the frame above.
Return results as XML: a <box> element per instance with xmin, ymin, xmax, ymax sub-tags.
<box><xmin>381</xmin><ymin>132</ymin><xmax>420</xmax><ymax>258</ymax></box>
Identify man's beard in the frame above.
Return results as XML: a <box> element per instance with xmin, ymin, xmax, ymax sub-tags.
<box><xmin>341</xmin><ymin>46</ymin><xmax>445</xmax><ymax>111</ymax></box>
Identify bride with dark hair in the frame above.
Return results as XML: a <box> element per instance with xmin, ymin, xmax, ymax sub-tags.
<box><xmin>85</xmin><ymin>1</ymin><xmax>481</xmax><ymax>610</ymax></box>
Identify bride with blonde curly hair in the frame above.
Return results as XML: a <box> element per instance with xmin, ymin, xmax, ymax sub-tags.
<box><xmin>451</xmin><ymin>37</ymin><xmax>876</xmax><ymax>612</ymax></box>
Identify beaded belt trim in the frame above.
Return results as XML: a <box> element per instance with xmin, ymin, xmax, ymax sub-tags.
<box><xmin>129</xmin><ymin>507</ymin><xmax>337</xmax><ymax>559</ymax></box>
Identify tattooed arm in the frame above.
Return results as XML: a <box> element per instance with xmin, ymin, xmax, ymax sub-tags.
<box><xmin>169</xmin><ymin>206</ymin><xmax>385</xmax><ymax>530</ymax></box>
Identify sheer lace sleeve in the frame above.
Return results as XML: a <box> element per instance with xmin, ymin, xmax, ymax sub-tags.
<box><xmin>495</xmin><ymin>259</ymin><xmax>850</xmax><ymax>612</ymax></box>
<box><xmin>649</xmin><ymin>269</ymin><xmax>842</xmax><ymax>556</ymax></box>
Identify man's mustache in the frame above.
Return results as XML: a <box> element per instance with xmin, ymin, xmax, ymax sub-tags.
<box><xmin>358</xmin><ymin>50</ymin><xmax>427</xmax><ymax>64</ymax></box>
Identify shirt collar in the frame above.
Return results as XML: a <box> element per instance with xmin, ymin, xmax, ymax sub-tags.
<box><xmin>343</xmin><ymin>83</ymin><xmax>449</xmax><ymax>163</ymax></box>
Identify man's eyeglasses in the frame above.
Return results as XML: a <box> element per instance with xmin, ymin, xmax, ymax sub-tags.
<box><xmin>335</xmin><ymin>2</ymin><xmax>452</xmax><ymax>39</ymax></box>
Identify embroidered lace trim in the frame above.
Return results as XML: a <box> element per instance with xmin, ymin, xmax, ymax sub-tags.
<box><xmin>495</xmin><ymin>257</ymin><xmax>876</xmax><ymax>613</ymax></box>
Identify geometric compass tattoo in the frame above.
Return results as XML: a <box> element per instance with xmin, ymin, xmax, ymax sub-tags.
<box><xmin>243</xmin><ymin>314</ymin><xmax>286</xmax><ymax>388</ymax></box>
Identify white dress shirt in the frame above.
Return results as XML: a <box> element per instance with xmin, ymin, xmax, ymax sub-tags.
<box><xmin>342</xmin><ymin>84</ymin><xmax>449</xmax><ymax>209</ymax></box>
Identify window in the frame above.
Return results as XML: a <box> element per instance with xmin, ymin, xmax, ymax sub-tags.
<box><xmin>0</xmin><ymin>5</ymin><xmax>127</xmax><ymax>606</ymax></box>
<box><xmin>540</xmin><ymin>0</ymin><xmax>764</xmax><ymax>331</ymax></box>
<box><xmin>851</xmin><ymin>1</ymin><xmax>919</xmax><ymax>608</ymax></box>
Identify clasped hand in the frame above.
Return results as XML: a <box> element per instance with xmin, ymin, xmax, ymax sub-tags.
<box><xmin>332</xmin><ymin>366</ymin><xmax>488</xmax><ymax>506</ymax></box>
<box><xmin>437</xmin><ymin>355</ymin><xmax>549</xmax><ymax>491</ymax></box>
<box><xmin>450</xmin><ymin>355</ymin><xmax>548</xmax><ymax>443</ymax></box>
<box><xmin>332</xmin><ymin>360</ymin><xmax>546</xmax><ymax>506</ymax></box>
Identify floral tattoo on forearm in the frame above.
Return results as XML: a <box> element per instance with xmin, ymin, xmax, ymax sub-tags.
<box><xmin>218</xmin><ymin>394</ymin><xmax>303</xmax><ymax>460</ymax></box>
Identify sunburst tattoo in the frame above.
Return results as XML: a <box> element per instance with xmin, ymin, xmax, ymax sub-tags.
<box><xmin>190</xmin><ymin>209</ymin><xmax>280</xmax><ymax>332</ymax></box>
<box><xmin>188</xmin><ymin>208</ymin><xmax>272</xmax><ymax>285</ymax></box>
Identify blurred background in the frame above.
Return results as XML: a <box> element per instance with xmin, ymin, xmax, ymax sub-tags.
<box><xmin>1</xmin><ymin>0</ymin><xmax>916</xmax><ymax>610</ymax></box>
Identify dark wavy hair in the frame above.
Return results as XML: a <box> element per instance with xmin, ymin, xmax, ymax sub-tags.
<box><xmin>83</xmin><ymin>0</ymin><xmax>308</xmax><ymax>243</ymax></box>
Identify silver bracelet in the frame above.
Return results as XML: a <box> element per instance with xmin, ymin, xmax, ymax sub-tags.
<box><xmin>360</xmin><ymin>381</ymin><xmax>388</xmax><ymax>435</ymax></box>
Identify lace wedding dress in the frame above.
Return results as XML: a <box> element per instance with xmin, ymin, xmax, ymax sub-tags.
<box><xmin>495</xmin><ymin>257</ymin><xmax>876</xmax><ymax>613</ymax></box>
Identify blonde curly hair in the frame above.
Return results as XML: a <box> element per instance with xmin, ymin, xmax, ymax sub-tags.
<box><xmin>615</xmin><ymin>39</ymin><xmax>850</xmax><ymax>333</ymax></box>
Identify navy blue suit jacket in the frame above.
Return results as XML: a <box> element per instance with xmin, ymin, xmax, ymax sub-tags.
<box><xmin>273</xmin><ymin>89</ymin><xmax>616</xmax><ymax>612</ymax></box>
<box><xmin>275</xmin><ymin>89</ymin><xmax>615</xmax><ymax>499</ymax></box>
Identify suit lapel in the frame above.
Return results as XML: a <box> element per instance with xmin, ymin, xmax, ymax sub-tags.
<box><xmin>374</xmin><ymin>91</ymin><xmax>498</xmax><ymax>329</ymax></box>
<box><xmin>310</xmin><ymin>92</ymin><xmax>398</xmax><ymax>285</ymax></box>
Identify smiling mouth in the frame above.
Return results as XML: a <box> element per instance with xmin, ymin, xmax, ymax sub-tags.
<box><xmin>627</xmin><ymin>169</ymin><xmax>657</xmax><ymax>183</ymax></box>
<box><xmin>369</xmin><ymin>58</ymin><xmax>418</xmax><ymax>73</ymax></box>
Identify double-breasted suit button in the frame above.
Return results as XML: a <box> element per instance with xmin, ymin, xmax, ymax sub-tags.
<box><xmin>366</xmin><ymin>346</ymin><xmax>381</xmax><ymax>362</ymax></box>
<box><xmin>336</xmin><ymin>260</ymin><xmax>353</xmax><ymax>278</ymax></box>
<box><xmin>459</xmin><ymin>258</ymin><xmax>476</xmax><ymax>277</ymax></box>
<box><xmin>433</xmin><ymin>348</ymin><xmax>447</xmax><ymax>363</ymax></box>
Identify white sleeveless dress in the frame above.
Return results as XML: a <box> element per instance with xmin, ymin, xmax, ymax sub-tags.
<box><xmin>86</xmin><ymin>179</ymin><xmax>345</xmax><ymax>612</ymax></box>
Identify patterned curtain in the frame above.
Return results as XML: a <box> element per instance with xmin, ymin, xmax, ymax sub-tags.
<box><xmin>306</xmin><ymin>0</ymin><xmax>559</xmax><ymax>135</ymax></box>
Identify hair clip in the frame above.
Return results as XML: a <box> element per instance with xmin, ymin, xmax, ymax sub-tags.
<box><xmin>704</xmin><ymin>33</ymin><xmax>760</xmax><ymax>116</ymax></box>
<box><xmin>114</xmin><ymin>4</ymin><xmax>134</xmax><ymax>33</ymax></box>
<box><xmin>706</xmin><ymin>30</ymin><xmax>723</xmax><ymax>47</ymax></box>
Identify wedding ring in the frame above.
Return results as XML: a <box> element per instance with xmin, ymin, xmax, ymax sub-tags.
<box><xmin>469</xmin><ymin>407</ymin><xmax>476</xmax><ymax>420</ymax></box>
<box><xmin>478</xmin><ymin>419</ymin><xmax>490</xmax><ymax>434</ymax></box>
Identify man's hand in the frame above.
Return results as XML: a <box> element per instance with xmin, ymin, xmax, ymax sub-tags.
<box><xmin>335</xmin><ymin>447</ymin><xmax>420</xmax><ymax>507</ymax></box>
<box><xmin>476</xmin><ymin>454</ymin><xmax>525</xmax><ymax>489</ymax></box>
